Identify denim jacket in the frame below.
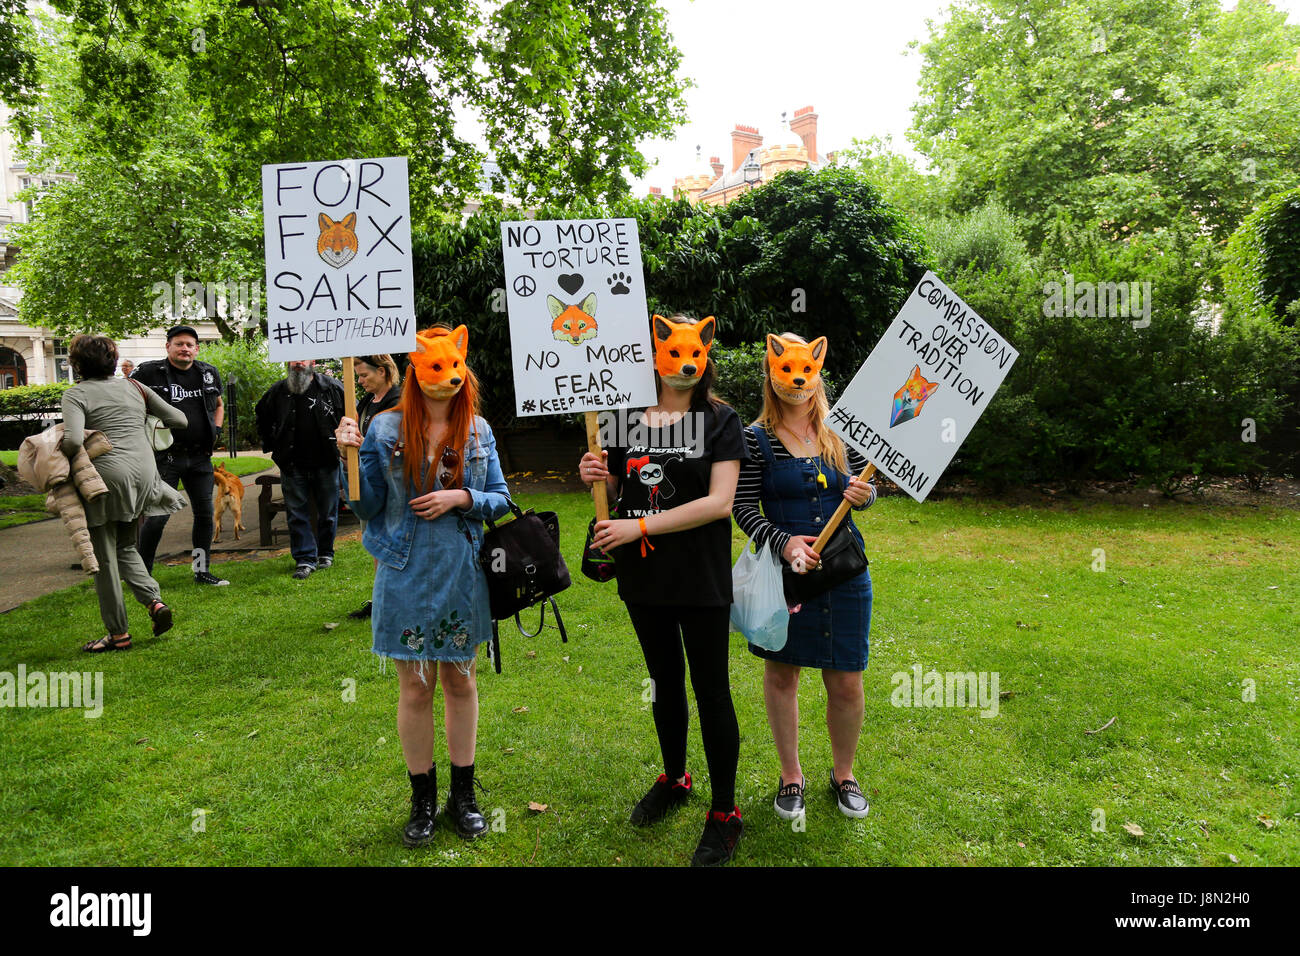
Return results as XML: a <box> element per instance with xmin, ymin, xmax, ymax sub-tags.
<box><xmin>350</xmin><ymin>411</ymin><xmax>511</xmax><ymax>570</ymax></box>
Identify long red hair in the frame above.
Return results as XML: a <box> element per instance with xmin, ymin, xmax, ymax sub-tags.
<box><xmin>383</xmin><ymin>327</ymin><xmax>480</xmax><ymax>493</ymax></box>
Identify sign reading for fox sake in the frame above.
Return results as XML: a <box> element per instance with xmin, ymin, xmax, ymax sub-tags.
<box><xmin>827</xmin><ymin>271</ymin><xmax>1019</xmax><ymax>502</ymax></box>
<box><xmin>500</xmin><ymin>217</ymin><xmax>657</xmax><ymax>417</ymax></box>
<box><xmin>261</xmin><ymin>156</ymin><xmax>416</xmax><ymax>361</ymax></box>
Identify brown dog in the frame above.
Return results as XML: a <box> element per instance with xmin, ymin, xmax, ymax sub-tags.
<box><xmin>212</xmin><ymin>463</ymin><xmax>245</xmax><ymax>543</ymax></box>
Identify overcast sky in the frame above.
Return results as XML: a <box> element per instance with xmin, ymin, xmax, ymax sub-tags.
<box><xmin>631</xmin><ymin>0</ymin><xmax>1300</xmax><ymax>194</ymax></box>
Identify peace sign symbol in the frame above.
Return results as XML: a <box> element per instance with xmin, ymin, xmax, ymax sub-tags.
<box><xmin>513</xmin><ymin>275</ymin><xmax>537</xmax><ymax>297</ymax></box>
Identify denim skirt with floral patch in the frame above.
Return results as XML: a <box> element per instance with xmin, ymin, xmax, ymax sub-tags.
<box><xmin>371</xmin><ymin>509</ymin><xmax>492</xmax><ymax>665</ymax></box>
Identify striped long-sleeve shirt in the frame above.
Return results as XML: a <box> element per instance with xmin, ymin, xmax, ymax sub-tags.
<box><xmin>732</xmin><ymin>424</ymin><xmax>876</xmax><ymax>560</ymax></box>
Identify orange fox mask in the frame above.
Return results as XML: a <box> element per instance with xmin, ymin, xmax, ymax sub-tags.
<box><xmin>408</xmin><ymin>325</ymin><xmax>469</xmax><ymax>400</ymax></box>
<box><xmin>767</xmin><ymin>334</ymin><xmax>827</xmax><ymax>404</ymax></box>
<box><xmin>653</xmin><ymin>314</ymin><xmax>716</xmax><ymax>390</ymax></box>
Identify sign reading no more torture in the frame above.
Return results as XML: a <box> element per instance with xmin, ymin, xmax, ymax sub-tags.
<box><xmin>827</xmin><ymin>271</ymin><xmax>1019</xmax><ymax>502</ymax></box>
<box><xmin>500</xmin><ymin>217</ymin><xmax>657</xmax><ymax>417</ymax></box>
<box><xmin>261</xmin><ymin>156</ymin><xmax>416</xmax><ymax>362</ymax></box>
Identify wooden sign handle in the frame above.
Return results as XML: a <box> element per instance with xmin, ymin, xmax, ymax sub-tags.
<box><xmin>584</xmin><ymin>410</ymin><xmax>609</xmax><ymax>522</ymax></box>
<box><xmin>342</xmin><ymin>356</ymin><xmax>361</xmax><ymax>501</ymax></box>
<box><xmin>811</xmin><ymin>463</ymin><xmax>876</xmax><ymax>553</ymax></box>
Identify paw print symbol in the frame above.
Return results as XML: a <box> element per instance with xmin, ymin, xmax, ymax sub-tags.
<box><xmin>607</xmin><ymin>271</ymin><xmax>632</xmax><ymax>295</ymax></box>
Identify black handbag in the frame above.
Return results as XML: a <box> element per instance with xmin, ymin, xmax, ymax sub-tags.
<box><xmin>782</xmin><ymin>517</ymin><xmax>868</xmax><ymax>605</ymax></box>
<box><xmin>478</xmin><ymin>501</ymin><xmax>571</xmax><ymax>620</ymax></box>
<box><xmin>580</xmin><ymin>506</ymin><xmax>619</xmax><ymax>583</ymax></box>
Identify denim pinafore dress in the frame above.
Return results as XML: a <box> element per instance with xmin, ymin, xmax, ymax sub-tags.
<box><xmin>749</xmin><ymin>425</ymin><xmax>872</xmax><ymax>671</ymax></box>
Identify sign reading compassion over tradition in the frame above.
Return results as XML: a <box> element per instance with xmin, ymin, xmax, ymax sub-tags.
<box><xmin>500</xmin><ymin>218</ymin><xmax>658</xmax><ymax>417</ymax></box>
<box><xmin>261</xmin><ymin>157</ymin><xmax>416</xmax><ymax>361</ymax></box>
<box><xmin>827</xmin><ymin>271</ymin><xmax>1019</xmax><ymax>502</ymax></box>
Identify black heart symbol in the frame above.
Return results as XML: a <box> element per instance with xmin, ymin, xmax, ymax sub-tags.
<box><xmin>557</xmin><ymin>273</ymin><xmax>585</xmax><ymax>295</ymax></box>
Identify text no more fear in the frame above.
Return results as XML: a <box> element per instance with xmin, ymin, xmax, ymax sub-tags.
<box><xmin>522</xmin><ymin>340</ymin><xmax>645</xmax><ymax>412</ymax></box>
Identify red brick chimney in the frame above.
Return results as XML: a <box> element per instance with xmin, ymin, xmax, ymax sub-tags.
<box><xmin>731</xmin><ymin>125</ymin><xmax>763</xmax><ymax>172</ymax></box>
<box><xmin>648</xmin><ymin>186</ymin><xmax>662</xmax><ymax>196</ymax></box>
<box><xmin>710</xmin><ymin>155</ymin><xmax>723</xmax><ymax>180</ymax></box>
<box><xmin>790</xmin><ymin>105</ymin><xmax>818</xmax><ymax>163</ymax></box>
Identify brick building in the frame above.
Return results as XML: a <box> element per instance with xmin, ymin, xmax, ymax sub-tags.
<box><xmin>669</xmin><ymin>105</ymin><xmax>836</xmax><ymax>206</ymax></box>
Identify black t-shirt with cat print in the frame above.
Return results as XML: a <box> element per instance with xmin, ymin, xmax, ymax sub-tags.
<box><xmin>605</xmin><ymin>401</ymin><xmax>747</xmax><ymax>607</ymax></box>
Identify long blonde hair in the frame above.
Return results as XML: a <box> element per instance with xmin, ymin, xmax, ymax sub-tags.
<box><xmin>755</xmin><ymin>332</ymin><xmax>848</xmax><ymax>475</ymax></box>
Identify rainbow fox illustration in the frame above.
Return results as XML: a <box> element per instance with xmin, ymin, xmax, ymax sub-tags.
<box><xmin>548</xmin><ymin>293</ymin><xmax>598</xmax><ymax>345</ymax></box>
<box><xmin>317</xmin><ymin>212</ymin><xmax>358</xmax><ymax>269</ymax></box>
<box><xmin>890</xmin><ymin>365</ymin><xmax>939</xmax><ymax>427</ymax></box>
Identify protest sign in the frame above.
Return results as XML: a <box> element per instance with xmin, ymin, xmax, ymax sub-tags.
<box><xmin>500</xmin><ymin>218</ymin><xmax>657</xmax><ymax>418</ymax></box>
<box><xmin>261</xmin><ymin>156</ymin><xmax>416</xmax><ymax>497</ymax></box>
<box><xmin>261</xmin><ymin>156</ymin><xmax>415</xmax><ymax>362</ymax></box>
<box><xmin>827</xmin><ymin>271</ymin><xmax>1019</xmax><ymax>504</ymax></box>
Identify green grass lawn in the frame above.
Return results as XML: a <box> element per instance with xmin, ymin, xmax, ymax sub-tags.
<box><xmin>212</xmin><ymin>456</ymin><xmax>272</xmax><ymax>478</ymax></box>
<box><xmin>3</xmin><ymin>450</ymin><xmax>271</xmax><ymax>476</ymax></box>
<box><xmin>1</xmin><ymin>491</ymin><xmax>1296</xmax><ymax>866</ymax></box>
<box><xmin>0</xmin><ymin>493</ymin><xmax>49</xmax><ymax>529</ymax></box>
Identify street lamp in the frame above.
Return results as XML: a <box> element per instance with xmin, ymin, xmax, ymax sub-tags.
<box><xmin>742</xmin><ymin>155</ymin><xmax>762</xmax><ymax>188</ymax></box>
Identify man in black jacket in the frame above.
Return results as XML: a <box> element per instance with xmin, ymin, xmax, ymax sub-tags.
<box><xmin>132</xmin><ymin>324</ymin><xmax>230</xmax><ymax>586</ymax></box>
<box><xmin>255</xmin><ymin>360</ymin><xmax>344</xmax><ymax>579</ymax></box>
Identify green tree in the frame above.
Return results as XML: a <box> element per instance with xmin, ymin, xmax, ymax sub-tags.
<box><xmin>477</xmin><ymin>0</ymin><xmax>691</xmax><ymax>205</ymax></box>
<box><xmin>715</xmin><ymin>166</ymin><xmax>932</xmax><ymax>374</ymax></box>
<box><xmin>0</xmin><ymin>0</ymin><xmax>38</xmax><ymax>125</ymax></box>
<box><xmin>841</xmin><ymin>135</ymin><xmax>948</xmax><ymax>221</ymax></box>
<box><xmin>1223</xmin><ymin>186</ymin><xmax>1300</xmax><ymax>328</ymax></box>
<box><xmin>11</xmin><ymin>0</ymin><xmax>690</xmax><ymax>339</ymax></box>
<box><xmin>911</xmin><ymin>0</ymin><xmax>1300</xmax><ymax>242</ymax></box>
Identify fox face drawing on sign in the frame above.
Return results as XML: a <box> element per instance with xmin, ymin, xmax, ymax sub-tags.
<box><xmin>548</xmin><ymin>293</ymin><xmax>598</xmax><ymax>345</ymax></box>
<box><xmin>317</xmin><ymin>213</ymin><xmax>358</xmax><ymax>269</ymax></box>
<box><xmin>500</xmin><ymin>218</ymin><xmax>657</xmax><ymax>417</ymax></box>
<box><xmin>261</xmin><ymin>156</ymin><xmax>415</xmax><ymax>362</ymax></box>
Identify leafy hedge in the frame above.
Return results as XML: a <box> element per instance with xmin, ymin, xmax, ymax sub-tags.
<box><xmin>0</xmin><ymin>382</ymin><xmax>73</xmax><ymax>417</ymax></box>
<box><xmin>199</xmin><ymin>339</ymin><xmax>285</xmax><ymax>450</ymax></box>
<box><xmin>0</xmin><ymin>382</ymin><xmax>74</xmax><ymax>449</ymax></box>
<box><xmin>950</xmin><ymin>222</ymin><xmax>1299</xmax><ymax>492</ymax></box>
<box><xmin>1223</xmin><ymin>186</ymin><xmax>1300</xmax><ymax>328</ymax></box>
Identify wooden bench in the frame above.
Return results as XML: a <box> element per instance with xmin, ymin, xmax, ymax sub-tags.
<box><xmin>256</xmin><ymin>474</ymin><xmax>288</xmax><ymax>546</ymax></box>
<box><xmin>256</xmin><ymin>473</ymin><xmax>357</xmax><ymax>546</ymax></box>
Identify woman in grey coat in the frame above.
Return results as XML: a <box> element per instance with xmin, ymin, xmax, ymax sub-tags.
<box><xmin>61</xmin><ymin>334</ymin><xmax>188</xmax><ymax>651</ymax></box>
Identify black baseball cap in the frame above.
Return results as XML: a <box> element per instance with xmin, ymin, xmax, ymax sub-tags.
<box><xmin>166</xmin><ymin>324</ymin><xmax>199</xmax><ymax>342</ymax></box>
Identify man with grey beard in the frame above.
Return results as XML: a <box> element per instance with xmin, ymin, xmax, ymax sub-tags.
<box><xmin>255</xmin><ymin>360</ymin><xmax>345</xmax><ymax>579</ymax></box>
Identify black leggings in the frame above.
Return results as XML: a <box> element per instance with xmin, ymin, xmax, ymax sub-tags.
<box><xmin>625</xmin><ymin>603</ymin><xmax>739</xmax><ymax>813</ymax></box>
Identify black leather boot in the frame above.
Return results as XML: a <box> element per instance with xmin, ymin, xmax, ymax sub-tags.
<box><xmin>402</xmin><ymin>765</ymin><xmax>438</xmax><ymax>847</ymax></box>
<box><xmin>446</xmin><ymin>762</ymin><xmax>488</xmax><ymax>839</ymax></box>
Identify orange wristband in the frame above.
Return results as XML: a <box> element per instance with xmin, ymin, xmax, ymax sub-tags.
<box><xmin>638</xmin><ymin>517</ymin><xmax>655</xmax><ymax>557</ymax></box>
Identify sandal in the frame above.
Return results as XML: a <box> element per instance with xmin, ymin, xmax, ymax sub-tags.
<box><xmin>83</xmin><ymin>634</ymin><xmax>132</xmax><ymax>653</ymax></box>
<box><xmin>149</xmin><ymin>601</ymin><xmax>173</xmax><ymax>637</ymax></box>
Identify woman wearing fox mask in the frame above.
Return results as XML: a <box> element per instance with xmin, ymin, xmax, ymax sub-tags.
<box><xmin>335</xmin><ymin>325</ymin><xmax>510</xmax><ymax>847</ymax></box>
<box><xmin>579</xmin><ymin>313</ymin><xmax>748</xmax><ymax>867</ymax></box>
<box><xmin>732</xmin><ymin>332</ymin><xmax>876</xmax><ymax>822</ymax></box>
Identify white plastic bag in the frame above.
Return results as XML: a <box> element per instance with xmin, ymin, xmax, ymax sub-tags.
<box><xmin>729</xmin><ymin>536</ymin><xmax>790</xmax><ymax>651</ymax></box>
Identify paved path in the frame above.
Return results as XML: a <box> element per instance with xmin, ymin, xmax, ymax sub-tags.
<box><xmin>0</xmin><ymin>465</ymin><xmax>357</xmax><ymax>612</ymax></box>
